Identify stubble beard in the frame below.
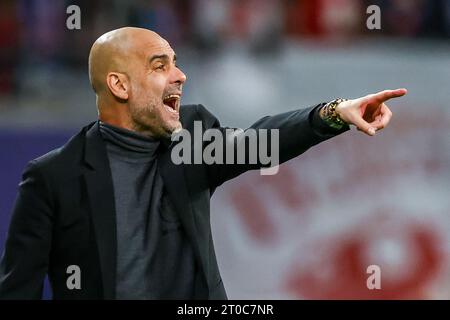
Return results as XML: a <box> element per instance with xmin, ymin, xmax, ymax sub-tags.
<box><xmin>130</xmin><ymin>99</ymin><xmax>182</xmax><ymax>139</ymax></box>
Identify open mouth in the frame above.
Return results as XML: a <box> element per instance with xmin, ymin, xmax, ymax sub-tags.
<box><xmin>162</xmin><ymin>94</ymin><xmax>180</xmax><ymax>115</ymax></box>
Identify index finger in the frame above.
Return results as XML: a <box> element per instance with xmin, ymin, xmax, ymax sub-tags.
<box><xmin>373</xmin><ymin>88</ymin><xmax>408</xmax><ymax>103</ymax></box>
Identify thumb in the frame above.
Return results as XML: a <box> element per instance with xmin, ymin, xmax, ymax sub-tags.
<box><xmin>351</xmin><ymin>116</ymin><xmax>377</xmax><ymax>136</ymax></box>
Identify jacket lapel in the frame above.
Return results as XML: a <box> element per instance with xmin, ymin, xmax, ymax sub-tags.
<box><xmin>82</xmin><ymin>122</ymin><xmax>117</xmax><ymax>299</ymax></box>
<box><xmin>157</xmin><ymin>146</ymin><xmax>210</xmax><ymax>296</ymax></box>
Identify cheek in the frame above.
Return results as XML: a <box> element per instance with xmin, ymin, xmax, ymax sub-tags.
<box><xmin>144</xmin><ymin>74</ymin><xmax>166</xmax><ymax>98</ymax></box>
<box><xmin>129</xmin><ymin>73</ymin><xmax>161</xmax><ymax>100</ymax></box>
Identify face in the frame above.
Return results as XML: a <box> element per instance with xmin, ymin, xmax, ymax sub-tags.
<box><xmin>127</xmin><ymin>36</ymin><xmax>187</xmax><ymax>138</ymax></box>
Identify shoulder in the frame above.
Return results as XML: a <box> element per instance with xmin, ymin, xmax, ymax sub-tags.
<box><xmin>25</xmin><ymin>122</ymin><xmax>95</xmax><ymax>178</ymax></box>
<box><xmin>180</xmin><ymin>104</ymin><xmax>220</xmax><ymax>129</ymax></box>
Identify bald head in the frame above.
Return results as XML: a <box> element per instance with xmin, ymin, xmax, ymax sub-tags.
<box><xmin>88</xmin><ymin>27</ymin><xmax>168</xmax><ymax>95</ymax></box>
<box><xmin>87</xmin><ymin>27</ymin><xmax>187</xmax><ymax>138</ymax></box>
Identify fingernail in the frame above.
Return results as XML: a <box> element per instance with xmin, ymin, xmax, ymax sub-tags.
<box><xmin>368</xmin><ymin>128</ymin><xmax>376</xmax><ymax>135</ymax></box>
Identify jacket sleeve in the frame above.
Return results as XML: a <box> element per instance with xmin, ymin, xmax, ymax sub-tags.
<box><xmin>0</xmin><ymin>160</ymin><xmax>54</xmax><ymax>299</ymax></box>
<box><xmin>195</xmin><ymin>103</ymin><xmax>350</xmax><ymax>189</ymax></box>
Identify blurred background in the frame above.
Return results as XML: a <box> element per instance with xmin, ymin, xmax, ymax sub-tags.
<box><xmin>0</xmin><ymin>0</ymin><xmax>449</xmax><ymax>299</ymax></box>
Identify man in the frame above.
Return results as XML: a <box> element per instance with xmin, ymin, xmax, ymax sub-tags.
<box><xmin>0</xmin><ymin>27</ymin><xmax>406</xmax><ymax>299</ymax></box>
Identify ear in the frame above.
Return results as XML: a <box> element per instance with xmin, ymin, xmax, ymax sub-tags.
<box><xmin>106</xmin><ymin>72</ymin><xmax>129</xmax><ymax>100</ymax></box>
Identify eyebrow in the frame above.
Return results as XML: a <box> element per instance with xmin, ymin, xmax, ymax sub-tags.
<box><xmin>149</xmin><ymin>54</ymin><xmax>177</xmax><ymax>63</ymax></box>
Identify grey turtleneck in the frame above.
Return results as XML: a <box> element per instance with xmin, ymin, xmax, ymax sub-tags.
<box><xmin>99</xmin><ymin>121</ymin><xmax>197</xmax><ymax>299</ymax></box>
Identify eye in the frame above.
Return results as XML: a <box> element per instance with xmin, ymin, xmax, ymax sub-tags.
<box><xmin>156</xmin><ymin>63</ymin><xmax>165</xmax><ymax>70</ymax></box>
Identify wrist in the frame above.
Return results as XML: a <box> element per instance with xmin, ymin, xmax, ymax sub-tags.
<box><xmin>320</xmin><ymin>98</ymin><xmax>348</xmax><ymax>129</ymax></box>
<box><xmin>334</xmin><ymin>100</ymin><xmax>348</xmax><ymax>119</ymax></box>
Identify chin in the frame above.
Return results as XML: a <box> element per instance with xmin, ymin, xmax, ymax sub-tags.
<box><xmin>169</xmin><ymin>121</ymin><xmax>182</xmax><ymax>134</ymax></box>
<box><xmin>161</xmin><ymin>120</ymin><xmax>182</xmax><ymax>138</ymax></box>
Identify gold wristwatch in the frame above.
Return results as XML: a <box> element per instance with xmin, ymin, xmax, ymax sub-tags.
<box><xmin>319</xmin><ymin>98</ymin><xmax>348</xmax><ymax>130</ymax></box>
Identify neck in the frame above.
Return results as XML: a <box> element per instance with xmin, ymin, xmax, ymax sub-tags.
<box><xmin>98</xmin><ymin>104</ymin><xmax>156</xmax><ymax>138</ymax></box>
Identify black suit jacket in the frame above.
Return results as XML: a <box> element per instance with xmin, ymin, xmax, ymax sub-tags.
<box><xmin>0</xmin><ymin>104</ymin><xmax>348</xmax><ymax>299</ymax></box>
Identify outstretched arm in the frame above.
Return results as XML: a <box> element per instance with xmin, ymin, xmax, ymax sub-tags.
<box><xmin>199</xmin><ymin>88</ymin><xmax>407</xmax><ymax>189</ymax></box>
<box><xmin>198</xmin><ymin>103</ymin><xmax>349</xmax><ymax>188</ymax></box>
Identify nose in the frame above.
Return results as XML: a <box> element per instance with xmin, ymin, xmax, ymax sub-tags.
<box><xmin>170</xmin><ymin>65</ymin><xmax>187</xmax><ymax>85</ymax></box>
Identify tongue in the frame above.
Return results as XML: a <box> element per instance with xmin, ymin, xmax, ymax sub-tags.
<box><xmin>164</xmin><ymin>99</ymin><xmax>176</xmax><ymax>110</ymax></box>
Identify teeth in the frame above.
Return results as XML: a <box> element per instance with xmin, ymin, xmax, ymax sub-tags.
<box><xmin>164</xmin><ymin>94</ymin><xmax>180</xmax><ymax>100</ymax></box>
